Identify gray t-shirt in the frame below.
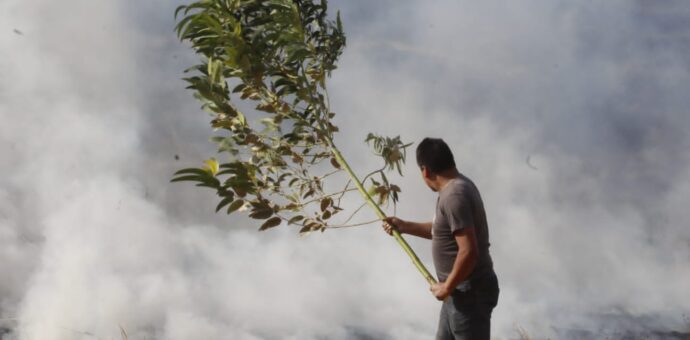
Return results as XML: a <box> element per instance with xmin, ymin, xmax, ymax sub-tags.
<box><xmin>432</xmin><ymin>174</ymin><xmax>494</xmax><ymax>285</ymax></box>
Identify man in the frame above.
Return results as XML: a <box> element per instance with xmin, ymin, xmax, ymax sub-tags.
<box><xmin>382</xmin><ymin>137</ymin><xmax>499</xmax><ymax>340</ymax></box>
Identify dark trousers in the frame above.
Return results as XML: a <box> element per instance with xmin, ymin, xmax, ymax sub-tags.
<box><xmin>436</xmin><ymin>271</ymin><xmax>499</xmax><ymax>340</ymax></box>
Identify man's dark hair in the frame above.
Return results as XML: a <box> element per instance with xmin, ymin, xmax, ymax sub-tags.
<box><xmin>416</xmin><ymin>137</ymin><xmax>456</xmax><ymax>174</ymax></box>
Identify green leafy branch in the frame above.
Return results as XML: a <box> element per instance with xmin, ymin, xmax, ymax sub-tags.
<box><xmin>171</xmin><ymin>0</ymin><xmax>436</xmax><ymax>285</ymax></box>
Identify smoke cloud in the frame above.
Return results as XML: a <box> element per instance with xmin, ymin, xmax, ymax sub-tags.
<box><xmin>1</xmin><ymin>0</ymin><xmax>688</xmax><ymax>339</ymax></box>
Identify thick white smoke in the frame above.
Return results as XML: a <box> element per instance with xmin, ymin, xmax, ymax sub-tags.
<box><xmin>1</xmin><ymin>0</ymin><xmax>689</xmax><ymax>339</ymax></box>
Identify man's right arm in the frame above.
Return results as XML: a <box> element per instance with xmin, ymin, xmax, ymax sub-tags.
<box><xmin>383</xmin><ymin>217</ymin><xmax>432</xmax><ymax>239</ymax></box>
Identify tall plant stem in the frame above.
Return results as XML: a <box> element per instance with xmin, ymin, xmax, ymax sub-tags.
<box><xmin>328</xmin><ymin>141</ymin><xmax>437</xmax><ymax>286</ymax></box>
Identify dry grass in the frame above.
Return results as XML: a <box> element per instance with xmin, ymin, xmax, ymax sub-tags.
<box><xmin>514</xmin><ymin>322</ymin><xmax>531</xmax><ymax>340</ymax></box>
<box><xmin>119</xmin><ymin>324</ymin><xmax>128</xmax><ymax>340</ymax></box>
<box><xmin>0</xmin><ymin>318</ymin><xmax>130</xmax><ymax>340</ymax></box>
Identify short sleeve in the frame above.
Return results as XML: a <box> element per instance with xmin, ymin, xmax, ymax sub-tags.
<box><xmin>441</xmin><ymin>192</ymin><xmax>474</xmax><ymax>234</ymax></box>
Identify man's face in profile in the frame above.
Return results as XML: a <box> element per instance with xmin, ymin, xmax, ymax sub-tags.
<box><xmin>420</xmin><ymin>166</ymin><xmax>437</xmax><ymax>192</ymax></box>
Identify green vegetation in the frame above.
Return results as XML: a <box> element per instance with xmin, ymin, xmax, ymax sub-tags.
<box><xmin>171</xmin><ymin>0</ymin><xmax>436</xmax><ymax>285</ymax></box>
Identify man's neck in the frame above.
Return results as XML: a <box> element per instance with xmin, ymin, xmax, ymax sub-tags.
<box><xmin>436</xmin><ymin>168</ymin><xmax>461</xmax><ymax>192</ymax></box>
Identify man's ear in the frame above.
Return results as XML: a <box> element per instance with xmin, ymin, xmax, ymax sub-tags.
<box><xmin>421</xmin><ymin>166</ymin><xmax>430</xmax><ymax>179</ymax></box>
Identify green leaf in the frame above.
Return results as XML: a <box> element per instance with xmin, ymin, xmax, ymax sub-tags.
<box><xmin>171</xmin><ymin>175</ymin><xmax>208</xmax><ymax>183</ymax></box>
<box><xmin>259</xmin><ymin>217</ymin><xmax>282</xmax><ymax>231</ymax></box>
<box><xmin>196</xmin><ymin>181</ymin><xmax>221</xmax><ymax>189</ymax></box>
<box><xmin>303</xmin><ymin>189</ymin><xmax>315</xmax><ymax>199</ymax></box>
<box><xmin>231</xmin><ymin>83</ymin><xmax>246</xmax><ymax>93</ymax></box>
<box><xmin>173</xmin><ymin>168</ymin><xmax>211</xmax><ymax>177</ymax></box>
<box><xmin>215</xmin><ymin>195</ymin><xmax>235</xmax><ymax>212</ymax></box>
<box><xmin>320</xmin><ymin>197</ymin><xmax>332</xmax><ymax>212</ymax></box>
<box><xmin>226</xmin><ymin>199</ymin><xmax>245</xmax><ymax>214</ymax></box>
<box><xmin>288</xmin><ymin>215</ymin><xmax>304</xmax><ymax>225</ymax></box>
<box><xmin>330</xmin><ymin>157</ymin><xmax>340</xmax><ymax>169</ymax></box>
<box><xmin>299</xmin><ymin>220</ymin><xmax>322</xmax><ymax>235</ymax></box>
<box><xmin>249</xmin><ymin>203</ymin><xmax>273</xmax><ymax>219</ymax></box>
<box><xmin>336</xmin><ymin>11</ymin><xmax>343</xmax><ymax>32</ymax></box>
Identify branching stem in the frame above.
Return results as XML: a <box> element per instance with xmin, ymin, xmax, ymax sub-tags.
<box><xmin>299</xmin><ymin>188</ymin><xmax>357</xmax><ymax>207</ymax></box>
<box><xmin>361</xmin><ymin>165</ymin><xmax>386</xmax><ymax>185</ymax></box>
<box><xmin>326</xmin><ymin>218</ymin><xmax>379</xmax><ymax>229</ymax></box>
<box><xmin>341</xmin><ymin>202</ymin><xmax>367</xmax><ymax>225</ymax></box>
<box><xmin>327</xmin><ymin>142</ymin><xmax>437</xmax><ymax>286</ymax></box>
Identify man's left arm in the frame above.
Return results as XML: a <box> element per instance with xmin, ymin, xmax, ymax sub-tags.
<box><xmin>430</xmin><ymin>227</ymin><xmax>478</xmax><ymax>300</ymax></box>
